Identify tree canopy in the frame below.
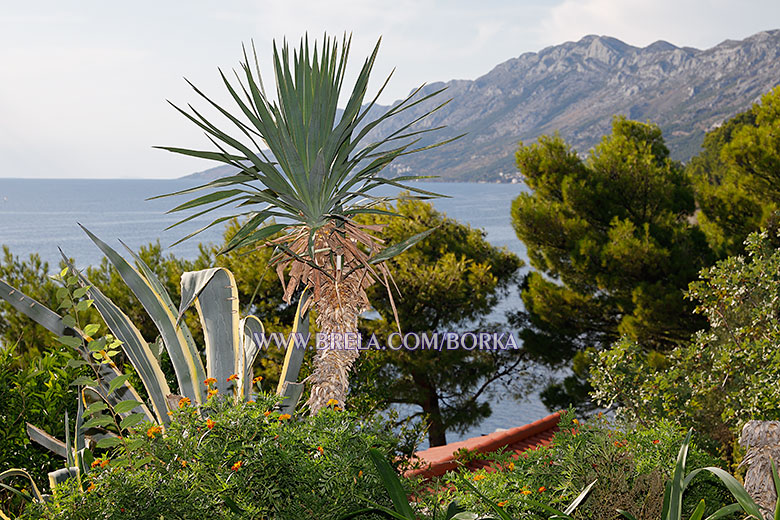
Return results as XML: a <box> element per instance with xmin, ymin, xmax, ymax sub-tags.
<box><xmin>353</xmin><ymin>198</ymin><xmax>525</xmax><ymax>446</ymax></box>
<box><xmin>510</xmin><ymin>116</ymin><xmax>712</xmax><ymax>409</ymax></box>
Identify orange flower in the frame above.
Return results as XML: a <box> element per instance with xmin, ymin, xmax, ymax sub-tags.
<box><xmin>614</xmin><ymin>441</ymin><xmax>622</xmax><ymax>447</ymax></box>
<box><xmin>247</xmin><ymin>400</ymin><xmax>255</xmax><ymax>404</ymax></box>
<box><xmin>507</xmin><ymin>462</ymin><xmax>515</xmax><ymax>471</ymax></box>
<box><xmin>180</xmin><ymin>459</ymin><xmax>188</xmax><ymax>467</ymax></box>
<box><xmin>653</xmin><ymin>439</ymin><xmax>660</xmax><ymax>444</ymax></box>
<box><xmin>231</xmin><ymin>460</ymin><xmax>243</xmax><ymax>471</ymax></box>
<box><xmin>87</xmin><ymin>482</ymin><xmax>96</xmax><ymax>492</ymax></box>
<box><xmin>100</xmin><ymin>459</ymin><xmax>109</xmax><ymax>468</ymax></box>
<box><xmin>167</xmin><ymin>411</ymin><xmax>174</xmax><ymax>416</ymax></box>
<box><xmin>204</xmin><ymin>377</ymin><xmax>217</xmax><ymax>386</ymax></box>
<box><xmin>264</xmin><ymin>411</ymin><xmax>271</xmax><ymax>417</ymax></box>
<box><xmin>90</xmin><ymin>460</ymin><xmax>100</xmax><ymax>469</ymax></box>
<box><xmin>226</xmin><ymin>374</ymin><xmax>238</xmax><ymax>382</ymax></box>
<box><xmin>252</xmin><ymin>376</ymin><xmax>263</xmax><ymax>384</ymax></box>
<box><xmin>206</xmin><ymin>419</ymin><xmax>215</xmax><ymax>430</ymax></box>
<box><xmin>317</xmin><ymin>446</ymin><xmax>324</xmax><ymax>454</ymax></box>
<box><xmin>146</xmin><ymin>425</ymin><xmax>162</xmax><ymax>439</ymax></box>
<box><xmin>521</xmin><ymin>489</ymin><xmax>532</xmax><ymax>495</ymax></box>
<box><xmin>278</xmin><ymin>414</ymin><xmax>291</xmax><ymax>421</ymax></box>
<box><xmin>208</xmin><ymin>389</ymin><xmax>218</xmax><ymax>399</ymax></box>
<box><xmin>498</xmin><ymin>500</ymin><xmax>508</xmax><ymax>507</ymax></box>
<box><xmin>473</xmin><ymin>474</ymin><xmax>486</xmax><ymax>481</ymax></box>
<box><xmin>538</xmin><ymin>486</ymin><xmax>546</xmax><ymax>493</ymax></box>
<box><xmin>178</xmin><ymin>397</ymin><xmax>191</xmax><ymax>408</ymax></box>
<box><xmin>572</xmin><ymin>418</ymin><xmax>579</xmax><ymax>425</ymax></box>
<box><xmin>358</xmin><ymin>470</ymin><xmax>363</xmax><ymax>477</ymax></box>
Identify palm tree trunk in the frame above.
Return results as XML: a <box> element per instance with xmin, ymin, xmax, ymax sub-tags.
<box><xmin>305</xmin><ymin>272</ymin><xmax>369</xmax><ymax>414</ymax></box>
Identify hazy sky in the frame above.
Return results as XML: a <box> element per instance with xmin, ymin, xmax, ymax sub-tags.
<box><xmin>1</xmin><ymin>0</ymin><xmax>778</xmax><ymax>179</ymax></box>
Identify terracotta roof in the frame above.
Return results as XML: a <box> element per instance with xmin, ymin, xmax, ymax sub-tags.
<box><xmin>406</xmin><ymin>412</ymin><xmax>561</xmax><ymax>479</ymax></box>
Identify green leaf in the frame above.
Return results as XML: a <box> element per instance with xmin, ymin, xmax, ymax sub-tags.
<box><xmin>72</xmin><ymin>287</ymin><xmax>89</xmax><ymax>299</ymax></box>
<box><xmin>76</xmin><ymin>299</ymin><xmax>94</xmax><ymax>312</ymax></box>
<box><xmin>66</xmin><ymin>358</ymin><xmax>88</xmax><ymax>369</ymax></box>
<box><xmin>457</xmin><ymin>479</ymin><xmax>515</xmax><ymax>520</ymax></box>
<box><xmin>81</xmin><ymin>415</ymin><xmax>114</xmax><ymax>430</ymax></box>
<box><xmin>113</xmin><ymin>400</ymin><xmax>143</xmax><ymax>414</ymax></box>
<box><xmin>367</xmin><ymin>448</ymin><xmax>416</xmax><ymax>520</ymax></box>
<box><xmin>61</xmin><ymin>315</ymin><xmax>77</xmax><ymax>328</ymax></box>
<box><xmin>70</xmin><ymin>376</ymin><xmax>98</xmax><ymax>387</ymax></box>
<box><xmin>689</xmin><ymin>500</ymin><xmax>707</xmax><ymax>520</ymax></box>
<box><xmin>772</xmin><ymin>460</ymin><xmax>780</xmax><ymax>520</ymax></box>
<box><xmin>617</xmin><ymin>509</ymin><xmax>639</xmax><ymax>520</ymax></box>
<box><xmin>83</xmin><ymin>403</ymin><xmax>108</xmax><ymax>416</ymax></box>
<box><xmin>57</xmin><ymin>336</ymin><xmax>82</xmax><ymax>349</ymax></box>
<box><xmin>120</xmin><ymin>413</ymin><xmax>146</xmax><ymax>430</ymax></box>
<box><xmin>95</xmin><ymin>437</ymin><xmax>123</xmax><ymax>449</ymax></box>
<box><xmin>684</xmin><ymin>467</ymin><xmax>763</xmax><ymax>520</ymax></box>
<box><xmin>563</xmin><ymin>479</ymin><xmax>597</xmax><ymax>515</ymax></box>
<box><xmin>108</xmin><ymin>374</ymin><xmax>130</xmax><ymax>395</ymax></box>
<box><xmin>83</xmin><ymin>323</ymin><xmax>100</xmax><ymax>337</ymax></box>
<box><xmin>705</xmin><ymin>503</ymin><xmax>744</xmax><ymax>520</ymax></box>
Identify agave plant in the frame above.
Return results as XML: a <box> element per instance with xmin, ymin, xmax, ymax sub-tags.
<box><xmin>154</xmin><ymin>34</ymin><xmax>456</xmax><ymax>413</ymax></box>
<box><xmin>0</xmin><ymin>227</ymin><xmax>308</xmax><ymax>438</ymax></box>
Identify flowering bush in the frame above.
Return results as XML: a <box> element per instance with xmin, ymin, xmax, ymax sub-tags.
<box><xmin>414</xmin><ymin>412</ymin><xmax>731</xmax><ymax>520</ymax></box>
<box><xmin>22</xmin><ymin>394</ymin><xmax>420</xmax><ymax>519</ymax></box>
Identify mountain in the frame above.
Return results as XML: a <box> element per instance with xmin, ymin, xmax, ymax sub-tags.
<box><xmin>183</xmin><ymin>30</ymin><xmax>780</xmax><ymax>183</ymax></box>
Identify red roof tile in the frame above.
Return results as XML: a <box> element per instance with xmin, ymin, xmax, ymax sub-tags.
<box><xmin>406</xmin><ymin>412</ymin><xmax>561</xmax><ymax>479</ymax></box>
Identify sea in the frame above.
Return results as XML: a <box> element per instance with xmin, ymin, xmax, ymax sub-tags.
<box><xmin>0</xmin><ymin>178</ymin><xmax>553</xmax><ymax>447</ymax></box>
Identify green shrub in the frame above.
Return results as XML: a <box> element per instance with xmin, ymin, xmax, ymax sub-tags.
<box><xmin>21</xmin><ymin>394</ymin><xmax>420</xmax><ymax>520</ymax></box>
<box><xmin>414</xmin><ymin>412</ymin><xmax>732</xmax><ymax>520</ymax></box>
<box><xmin>0</xmin><ymin>343</ymin><xmax>85</xmax><ymax>516</ymax></box>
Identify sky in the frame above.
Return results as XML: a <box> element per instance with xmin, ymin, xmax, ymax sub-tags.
<box><xmin>0</xmin><ymin>0</ymin><xmax>778</xmax><ymax>179</ymax></box>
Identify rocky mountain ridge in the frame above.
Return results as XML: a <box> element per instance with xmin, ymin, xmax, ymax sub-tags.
<box><xmin>184</xmin><ymin>29</ymin><xmax>780</xmax><ymax>183</ymax></box>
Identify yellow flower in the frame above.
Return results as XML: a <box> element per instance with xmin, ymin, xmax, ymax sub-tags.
<box><xmin>146</xmin><ymin>425</ymin><xmax>162</xmax><ymax>439</ymax></box>
<box><xmin>326</xmin><ymin>398</ymin><xmax>340</xmax><ymax>407</ymax></box>
<box><xmin>498</xmin><ymin>500</ymin><xmax>508</xmax><ymax>507</ymax></box>
<box><xmin>572</xmin><ymin>418</ymin><xmax>579</xmax><ymax>425</ymax></box>
<box><xmin>204</xmin><ymin>377</ymin><xmax>217</xmax><ymax>386</ymax></box>
<box><xmin>178</xmin><ymin>397</ymin><xmax>191</xmax><ymax>408</ymax></box>
<box><xmin>208</xmin><ymin>389</ymin><xmax>218</xmax><ymax>399</ymax></box>
<box><xmin>521</xmin><ymin>489</ymin><xmax>532</xmax><ymax>495</ymax></box>
<box><xmin>252</xmin><ymin>376</ymin><xmax>263</xmax><ymax>384</ymax></box>
<box><xmin>473</xmin><ymin>474</ymin><xmax>486</xmax><ymax>481</ymax></box>
<box><xmin>226</xmin><ymin>374</ymin><xmax>239</xmax><ymax>382</ymax></box>
<box><xmin>231</xmin><ymin>460</ymin><xmax>243</xmax><ymax>471</ymax></box>
<box><xmin>206</xmin><ymin>419</ymin><xmax>215</xmax><ymax>430</ymax></box>
<box><xmin>278</xmin><ymin>414</ymin><xmax>291</xmax><ymax>421</ymax></box>
<box><xmin>507</xmin><ymin>462</ymin><xmax>515</xmax><ymax>471</ymax></box>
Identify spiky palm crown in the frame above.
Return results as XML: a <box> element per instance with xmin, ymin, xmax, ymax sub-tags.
<box><xmin>156</xmin><ymin>34</ymin><xmax>456</xmax><ymax>312</ymax></box>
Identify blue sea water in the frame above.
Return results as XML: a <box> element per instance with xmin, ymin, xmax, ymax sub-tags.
<box><xmin>0</xmin><ymin>178</ymin><xmax>553</xmax><ymax>444</ymax></box>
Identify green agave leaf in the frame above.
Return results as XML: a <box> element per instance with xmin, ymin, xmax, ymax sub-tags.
<box><xmin>689</xmin><ymin>500</ymin><xmax>707</xmax><ymax>520</ymax></box>
<box><xmin>0</xmin><ymin>469</ymin><xmax>45</xmax><ymax>504</ymax></box>
<box><xmin>563</xmin><ymin>479</ymin><xmax>597</xmax><ymax>515</ymax></box>
<box><xmin>276</xmin><ymin>288</ymin><xmax>310</xmax><ymax>394</ymax></box>
<box><xmin>179</xmin><ymin>268</ymin><xmax>241</xmax><ymax>395</ymax></box>
<box><xmin>367</xmin><ymin>448</ymin><xmax>416</xmax><ymax>520</ymax></box>
<box><xmin>667</xmin><ymin>428</ymin><xmax>692</xmax><ymax>520</ymax></box>
<box><xmin>239</xmin><ymin>315</ymin><xmax>265</xmax><ymax>399</ymax></box>
<box><xmin>26</xmin><ymin>423</ymin><xmax>67</xmax><ymax>459</ymax></box>
<box><xmin>81</xmin><ymin>226</ymin><xmax>206</xmax><ymax>404</ymax></box>
<box><xmin>457</xmin><ymin>479</ymin><xmax>515</xmax><ymax>520</ymax></box>
<box><xmin>705</xmin><ymin>503</ymin><xmax>744</xmax><ymax>520</ymax></box>
<box><xmin>61</xmin><ymin>259</ymin><xmax>171</xmax><ymax>424</ymax></box>
<box><xmin>684</xmin><ymin>467</ymin><xmax>763</xmax><ymax>520</ymax></box>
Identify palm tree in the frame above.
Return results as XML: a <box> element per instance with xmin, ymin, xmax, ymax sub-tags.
<box><xmin>155</xmin><ymin>35</ymin><xmax>456</xmax><ymax>414</ymax></box>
